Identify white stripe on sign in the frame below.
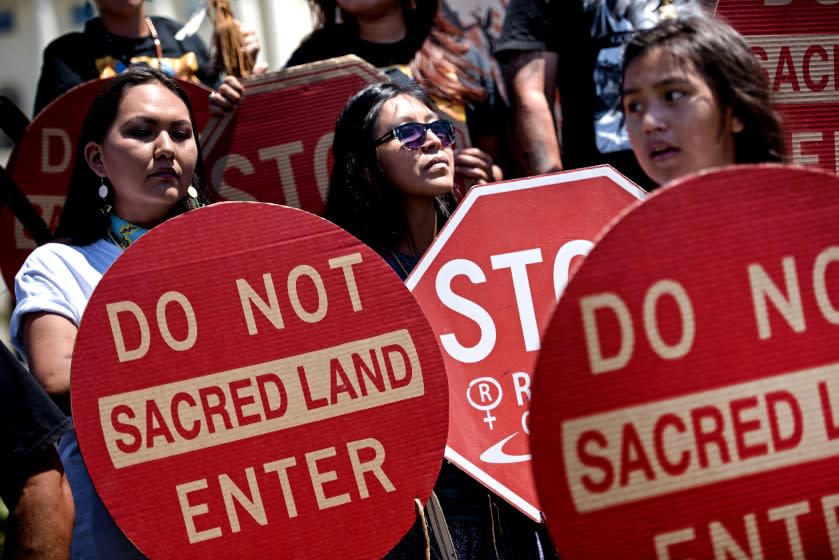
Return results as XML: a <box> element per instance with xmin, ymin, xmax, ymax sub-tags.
<box><xmin>98</xmin><ymin>329</ymin><xmax>423</xmax><ymax>468</ymax></box>
<box><xmin>746</xmin><ymin>34</ymin><xmax>839</xmax><ymax>104</ymax></box>
<box><xmin>562</xmin><ymin>363</ymin><xmax>839</xmax><ymax>512</ymax></box>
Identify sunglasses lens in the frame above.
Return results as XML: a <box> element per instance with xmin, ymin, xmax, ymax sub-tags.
<box><xmin>395</xmin><ymin>123</ymin><xmax>427</xmax><ymax>149</ymax></box>
<box><xmin>430</xmin><ymin>121</ymin><xmax>455</xmax><ymax>147</ymax></box>
<box><xmin>393</xmin><ymin>121</ymin><xmax>456</xmax><ymax>149</ymax></box>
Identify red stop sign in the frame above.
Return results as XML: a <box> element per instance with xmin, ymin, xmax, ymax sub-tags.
<box><xmin>201</xmin><ymin>56</ymin><xmax>384</xmax><ymax>214</ymax></box>
<box><xmin>715</xmin><ymin>0</ymin><xmax>839</xmax><ymax>175</ymax></box>
<box><xmin>531</xmin><ymin>165</ymin><xmax>839</xmax><ymax>559</ymax></box>
<box><xmin>406</xmin><ymin>166</ymin><xmax>647</xmax><ymax>520</ymax></box>
<box><xmin>0</xmin><ymin>78</ymin><xmax>211</xmax><ymax>294</ymax></box>
<box><xmin>71</xmin><ymin>202</ymin><xmax>448</xmax><ymax>559</ymax></box>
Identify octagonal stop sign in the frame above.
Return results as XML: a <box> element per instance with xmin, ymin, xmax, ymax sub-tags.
<box><xmin>200</xmin><ymin>56</ymin><xmax>385</xmax><ymax>214</ymax></box>
<box><xmin>406</xmin><ymin>166</ymin><xmax>647</xmax><ymax>520</ymax></box>
<box><xmin>715</xmin><ymin>0</ymin><xmax>839</xmax><ymax>174</ymax></box>
<box><xmin>531</xmin><ymin>165</ymin><xmax>839</xmax><ymax>559</ymax></box>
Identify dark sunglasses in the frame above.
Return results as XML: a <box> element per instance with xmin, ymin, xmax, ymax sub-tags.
<box><xmin>374</xmin><ymin>119</ymin><xmax>456</xmax><ymax>150</ymax></box>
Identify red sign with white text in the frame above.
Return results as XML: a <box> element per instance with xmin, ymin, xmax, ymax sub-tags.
<box><xmin>531</xmin><ymin>165</ymin><xmax>839</xmax><ymax>559</ymax></box>
<box><xmin>200</xmin><ymin>56</ymin><xmax>384</xmax><ymax>214</ymax></box>
<box><xmin>71</xmin><ymin>202</ymin><xmax>448</xmax><ymax>559</ymax></box>
<box><xmin>405</xmin><ymin>166</ymin><xmax>647</xmax><ymax>520</ymax></box>
<box><xmin>0</xmin><ymin>78</ymin><xmax>211</xmax><ymax>292</ymax></box>
<box><xmin>715</xmin><ymin>0</ymin><xmax>839</xmax><ymax>174</ymax></box>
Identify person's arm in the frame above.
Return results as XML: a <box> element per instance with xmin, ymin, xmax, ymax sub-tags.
<box><xmin>7</xmin><ymin>448</ymin><xmax>74</xmax><ymax>560</ymax></box>
<box><xmin>502</xmin><ymin>49</ymin><xmax>562</xmax><ymax>176</ymax></box>
<box><xmin>1</xmin><ymin>340</ymin><xmax>73</xmax><ymax>559</ymax></box>
<box><xmin>22</xmin><ymin>312</ymin><xmax>77</xmax><ymax>414</ymax></box>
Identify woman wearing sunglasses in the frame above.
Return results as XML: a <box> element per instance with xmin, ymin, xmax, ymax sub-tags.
<box><xmin>325</xmin><ymin>81</ymin><xmax>556</xmax><ymax>558</ymax></box>
<box><xmin>325</xmin><ymin>81</ymin><xmax>456</xmax><ymax>280</ymax></box>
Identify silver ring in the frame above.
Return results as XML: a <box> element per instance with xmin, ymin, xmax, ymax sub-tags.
<box><xmin>208</xmin><ymin>92</ymin><xmax>215</xmax><ymax>101</ymax></box>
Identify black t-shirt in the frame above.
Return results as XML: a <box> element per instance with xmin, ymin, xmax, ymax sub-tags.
<box><xmin>496</xmin><ymin>0</ymin><xmax>661</xmax><ymax>189</ymax></box>
<box><xmin>286</xmin><ymin>25</ymin><xmax>505</xmax><ymax>143</ymax></box>
<box><xmin>0</xmin><ymin>343</ymin><xmax>70</xmax><ymax>508</ymax></box>
<box><xmin>286</xmin><ymin>25</ymin><xmax>423</xmax><ymax>69</ymax></box>
<box><xmin>34</xmin><ymin>16</ymin><xmax>215</xmax><ymax>115</ymax></box>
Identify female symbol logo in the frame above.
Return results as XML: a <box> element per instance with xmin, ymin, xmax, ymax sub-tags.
<box><xmin>466</xmin><ymin>376</ymin><xmax>503</xmax><ymax>430</ymax></box>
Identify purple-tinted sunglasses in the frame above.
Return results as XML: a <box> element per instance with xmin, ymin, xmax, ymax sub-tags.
<box><xmin>374</xmin><ymin>119</ymin><xmax>456</xmax><ymax>150</ymax></box>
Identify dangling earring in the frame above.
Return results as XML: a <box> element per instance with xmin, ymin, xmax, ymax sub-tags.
<box><xmin>99</xmin><ymin>177</ymin><xmax>112</xmax><ymax>216</ymax></box>
<box><xmin>186</xmin><ymin>185</ymin><xmax>204</xmax><ymax>208</ymax></box>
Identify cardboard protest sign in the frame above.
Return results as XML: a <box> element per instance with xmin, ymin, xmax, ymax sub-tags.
<box><xmin>531</xmin><ymin>165</ymin><xmax>839</xmax><ymax>559</ymax></box>
<box><xmin>0</xmin><ymin>78</ymin><xmax>212</xmax><ymax>292</ymax></box>
<box><xmin>715</xmin><ymin>0</ymin><xmax>839</xmax><ymax>174</ymax></box>
<box><xmin>405</xmin><ymin>166</ymin><xmax>647</xmax><ymax>520</ymax></box>
<box><xmin>70</xmin><ymin>202</ymin><xmax>448</xmax><ymax>559</ymax></box>
<box><xmin>200</xmin><ymin>56</ymin><xmax>385</xmax><ymax>213</ymax></box>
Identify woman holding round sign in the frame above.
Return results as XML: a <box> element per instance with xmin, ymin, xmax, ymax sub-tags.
<box><xmin>11</xmin><ymin>66</ymin><xmax>206</xmax><ymax>558</ymax></box>
<box><xmin>620</xmin><ymin>14</ymin><xmax>788</xmax><ymax>187</ymax></box>
<box><xmin>325</xmin><ymin>80</ymin><xmax>556</xmax><ymax>558</ymax></box>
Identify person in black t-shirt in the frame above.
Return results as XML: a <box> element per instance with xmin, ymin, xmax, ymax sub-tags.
<box><xmin>33</xmin><ymin>0</ymin><xmax>260</xmax><ymax>117</ymax></box>
<box><xmin>496</xmin><ymin>0</ymin><xmax>703</xmax><ymax>189</ymax></box>
<box><xmin>287</xmin><ymin>0</ymin><xmax>511</xmax><ymax>190</ymax></box>
<box><xmin>1</xmin><ymin>342</ymin><xmax>73</xmax><ymax>559</ymax></box>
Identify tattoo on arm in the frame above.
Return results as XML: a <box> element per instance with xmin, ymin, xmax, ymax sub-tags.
<box><xmin>503</xmin><ymin>51</ymin><xmax>563</xmax><ymax>175</ymax></box>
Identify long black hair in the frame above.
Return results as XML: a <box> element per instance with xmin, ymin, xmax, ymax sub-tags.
<box><xmin>621</xmin><ymin>15</ymin><xmax>787</xmax><ymax>165</ymax></box>
<box><xmin>55</xmin><ymin>66</ymin><xmax>207</xmax><ymax>245</ymax></box>
<box><xmin>323</xmin><ymin>81</ymin><xmax>453</xmax><ymax>254</ymax></box>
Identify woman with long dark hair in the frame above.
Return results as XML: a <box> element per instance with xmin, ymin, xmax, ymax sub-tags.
<box><xmin>326</xmin><ymin>80</ymin><xmax>557</xmax><ymax>558</ymax></box>
<box><xmin>621</xmin><ymin>14</ymin><xmax>787</xmax><ymax>186</ymax></box>
<box><xmin>325</xmin><ymin>81</ymin><xmax>455</xmax><ymax>277</ymax></box>
<box><xmin>11</xmin><ymin>66</ymin><xmax>207</xmax><ymax>558</ymax></box>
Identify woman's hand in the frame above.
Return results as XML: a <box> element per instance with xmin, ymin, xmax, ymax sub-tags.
<box><xmin>208</xmin><ymin>75</ymin><xmax>245</xmax><ymax>117</ymax></box>
<box><xmin>453</xmin><ymin>146</ymin><xmax>503</xmax><ymax>200</ymax></box>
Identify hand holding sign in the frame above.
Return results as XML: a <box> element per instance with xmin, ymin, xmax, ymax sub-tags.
<box><xmin>71</xmin><ymin>202</ymin><xmax>448</xmax><ymax>559</ymax></box>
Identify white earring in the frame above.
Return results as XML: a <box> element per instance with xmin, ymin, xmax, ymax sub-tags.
<box><xmin>98</xmin><ymin>177</ymin><xmax>108</xmax><ymax>200</ymax></box>
<box><xmin>187</xmin><ymin>185</ymin><xmax>198</xmax><ymax>198</ymax></box>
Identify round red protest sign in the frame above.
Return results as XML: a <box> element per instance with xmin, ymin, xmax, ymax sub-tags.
<box><xmin>71</xmin><ymin>202</ymin><xmax>448</xmax><ymax>559</ymax></box>
<box><xmin>531</xmin><ymin>165</ymin><xmax>839</xmax><ymax>559</ymax></box>
<box><xmin>715</xmin><ymin>1</ymin><xmax>839</xmax><ymax>176</ymax></box>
